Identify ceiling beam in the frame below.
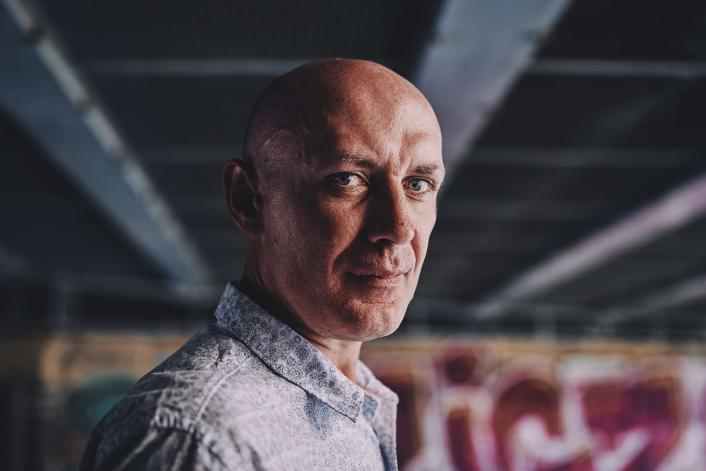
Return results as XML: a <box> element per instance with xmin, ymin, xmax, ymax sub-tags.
<box><xmin>475</xmin><ymin>171</ymin><xmax>706</xmax><ymax>319</ymax></box>
<box><xmin>413</xmin><ymin>0</ymin><xmax>571</xmax><ymax>181</ymax></box>
<box><xmin>440</xmin><ymin>197</ymin><xmax>608</xmax><ymax>221</ymax></box>
<box><xmin>85</xmin><ymin>58</ymin><xmax>312</xmax><ymax>77</ymax></box>
<box><xmin>62</xmin><ymin>271</ymin><xmax>220</xmax><ymax>305</ymax></box>
<box><xmin>598</xmin><ymin>273</ymin><xmax>706</xmax><ymax>326</ymax></box>
<box><xmin>530</xmin><ymin>59</ymin><xmax>706</xmax><ymax>79</ymax></box>
<box><xmin>408</xmin><ymin>296</ymin><xmax>597</xmax><ymax>325</ymax></box>
<box><xmin>139</xmin><ymin>146</ymin><xmax>240</xmax><ymax>164</ymax></box>
<box><xmin>469</xmin><ymin>148</ymin><xmax>704</xmax><ymax>169</ymax></box>
<box><xmin>142</xmin><ymin>146</ymin><xmax>703</xmax><ymax>169</ymax></box>
<box><xmin>0</xmin><ymin>243</ymin><xmax>31</xmax><ymax>274</ymax></box>
<box><xmin>89</xmin><ymin>52</ymin><xmax>705</xmax><ymax>83</ymax></box>
<box><xmin>1</xmin><ymin>0</ymin><xmax>212</xmax><ymax>283</ymax></box>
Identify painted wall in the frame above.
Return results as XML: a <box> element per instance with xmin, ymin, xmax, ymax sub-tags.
<box><xmin>4</xmin><ymin>334</ymin><xmax>706</xmax><ymax>470</ymax></box>
<box><xmin>362</xmin><ymin>338</ymin><xmax>706</xmax><ymax>471</ymax></box>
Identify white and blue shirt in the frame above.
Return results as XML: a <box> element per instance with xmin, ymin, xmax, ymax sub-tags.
<box><xmin>80</xmin><ymin>282</ymin><xmax>399</xmax><ymax>470</ymax></box>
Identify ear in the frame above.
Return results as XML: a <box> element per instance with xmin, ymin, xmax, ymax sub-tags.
<box><xmin>223</xmin><ymin>159</ymin><xmax>261</xmax><ymax>233</ymax></box>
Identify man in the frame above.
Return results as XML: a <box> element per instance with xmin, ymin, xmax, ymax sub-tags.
<box><xmin>80</xmin><ymin>59</ymin><xmax>444</xmax><ymax>470</ymax></box>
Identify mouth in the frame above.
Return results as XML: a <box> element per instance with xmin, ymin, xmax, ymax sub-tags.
<box><xmin>346</xmin><ymin>269</ymin><xmax>409</xmax><ymax>288</ymax></box>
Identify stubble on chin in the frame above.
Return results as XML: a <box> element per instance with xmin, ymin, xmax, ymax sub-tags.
<box><xmin>333</xmin><ymin>295</ymin><xmax>409</xmax><ymax>341</ymax></box>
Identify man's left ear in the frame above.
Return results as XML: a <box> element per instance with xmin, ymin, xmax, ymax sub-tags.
<box><xmin>223</xmin><ymin>159</ymin><xmax>262</xmax><ymax>234</ymax></box>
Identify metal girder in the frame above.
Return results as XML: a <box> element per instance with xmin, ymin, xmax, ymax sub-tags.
<box><xmin>90</xmin><ymin>57</ymin><xmax>705</xmax><ymax>83</ymax></box>
<box><xmin>469</xmin><ymin>148</ymin><xmax>704</xmax><ymax>169</ymax></box>
<box><xmin>476</xmin><ymin>171</ymin><xmax>706</xmax><ymax>320</ymax></box>
<box><xmin>440</xmin><ymin>197</ymin><xmax>608</xmax><ymax>221</ymax></box>
<box><xmin>140</xmin><ymin>146</ymin><xmax>239</xmax><ymax>163</ymax></box>
<box><xmin>60</xmin><ymin>271</ymin><xmax>220</xmax><ymax>305</ymax></box>
<box><xmin>85</xmin><ymin>58</ymin><xmax>311</xmax><ymax>77</ymax></box>
<box><xmin>411</xmin><ymin>297</ymin><xmax>597</xmax><ymax>320</ymax></box>
<box><xmin>413</xmin><ymin>0</ymin><xmax>571</xmax><ymax>180</ymax></box>
<box><xmin>1</xmin><ymin>0</ymin><xmax>212</xmax><ymax>283</ymax></box>
<box><xmin>598</xmin><ymin>273</ymin><xmax>706</xmax><ymax>326</ymax></box>
<box><xmin>530</xmin><ymin>59</ymin><xmax>706</xmax><ymax>79</ymax></box>
<box><xmin>0</xmin><ymin>243</ymin><xmax>31</xmax><ymax>274</ymax></box>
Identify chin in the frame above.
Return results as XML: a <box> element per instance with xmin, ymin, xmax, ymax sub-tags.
<box><xmin>336</xmin><ymin>298</ymin><xmax>408</xmax><ymax>341</ymax></box>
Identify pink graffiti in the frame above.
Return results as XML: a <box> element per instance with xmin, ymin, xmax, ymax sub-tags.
<box><xmin>368</xmin><ymin>348</ymin><xmax>706</xmax><ymax>471</ymax></box>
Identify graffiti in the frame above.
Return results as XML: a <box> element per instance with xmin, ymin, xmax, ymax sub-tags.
<box><xmin>8</xmin><ymin>333</ymin><xmax>706</xmax><ymax>470</ymax></box>
<box><xmin>362</xmin><ymin>341</ymin><xmax>706</xmax><ymax>471</ymax></box>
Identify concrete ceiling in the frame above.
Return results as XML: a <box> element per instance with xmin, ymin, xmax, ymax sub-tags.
<box><xmin>2</xmin><ymin>0</ymin><xmax>706</xmax><ymax>341</ymax></box>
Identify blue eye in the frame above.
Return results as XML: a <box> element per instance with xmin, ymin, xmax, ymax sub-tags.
<box><xmin>406</xmin><ymin>178</ymin><xmax>431</xmax><ymax>192</ymax></box>
<box><xmin>330</xmin><ymin>173</ymin><xmax>364</xmax><ymax>188</ymax></box>
<box><xmin>333</xmin><ymin>174</ymin><xmax>353</xmax><ymax>186</ymax></box>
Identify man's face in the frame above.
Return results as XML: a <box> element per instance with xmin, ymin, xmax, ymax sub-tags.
<box><xmin>257</xmin><ymin>91</ymin><xmax>443</xmax><ymax>342</ymax></box>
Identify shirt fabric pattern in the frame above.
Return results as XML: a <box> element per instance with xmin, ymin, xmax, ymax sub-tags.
<box><xmin>79</xmin><ymin>282</ymin><xmax>399</xmax><ymax>470</ymax></box>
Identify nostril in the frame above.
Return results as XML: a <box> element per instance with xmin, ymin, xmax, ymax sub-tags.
<box><xmin>366</xmin><ymin>187</ymin><xmax>414</xmax><ymax>244</ymax></box>
<box><xmin>368</xmin><ymin>220</ymin><xmax>413</xmax><ymax>245</ymax></box>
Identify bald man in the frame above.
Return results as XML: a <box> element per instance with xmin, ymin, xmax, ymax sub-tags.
<box><xmin>80</xmin><ymin>59</ymin><xmax>444</xmax><ymax>471</ymax></box>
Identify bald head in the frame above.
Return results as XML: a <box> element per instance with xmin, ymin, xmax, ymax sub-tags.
<box><xmin>225</xmin><ymin>58</ymin><xmax>443</xmax><ymax>344</ymax></box>
<box><xmin>243</xmin><ymin>59</ymin><xmax>439</xmax><ymax>180</ymax></box>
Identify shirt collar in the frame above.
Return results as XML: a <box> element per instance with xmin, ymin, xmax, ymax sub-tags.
<box><xmin>214</xmin><ymin>282</ymin><xmax>396</xmax><ymax>421</ymax></box>
<box><xmin>357</xmin><ymin>361</ymin><xmax>399</xmax><ymax>405</ymax></box>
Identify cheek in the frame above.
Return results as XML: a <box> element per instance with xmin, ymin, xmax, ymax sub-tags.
<box><xmin>280</xmin><ymin>198</ymin><xmax>362</xmax><ymax>279</ymax></box>
<box><xmin>413</xmin><ymin>207</ymin><xmax>437</xmax><ymax>256</ymax></box>
<box><xmin>306</xmin><ymin>199</ymin><xmax>363</xmax><ymax>248</ymax></box>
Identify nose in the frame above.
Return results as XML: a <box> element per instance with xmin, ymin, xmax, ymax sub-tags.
<box><xmin>367</xmin><ymin>184</ymin><xmax>414</xmax><ymax>245</ymax></box>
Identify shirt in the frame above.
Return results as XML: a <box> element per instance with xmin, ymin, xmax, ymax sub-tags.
<box><xmin>79</xmin><ymin>282</ymin><xmax>399</xmax><ymax>470</ymax></box>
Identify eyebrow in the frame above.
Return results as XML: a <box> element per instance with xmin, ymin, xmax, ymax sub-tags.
<box><xmin>412</xmin><ymin>163</ymin><xmax>443</xmax><ymax>176</ymax></box>
<box><xmin>333</xmin><ymin>154</ymin><xmax>444</xmax><ymax>176</ymax></box>
<box><xmin>338</xmin><ymin>154</ymin><xmax>379</xmax><ymax>169</ymax></box>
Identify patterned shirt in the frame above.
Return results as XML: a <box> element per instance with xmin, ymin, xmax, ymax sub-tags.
<box><xmin>79</xmin><ymin>282</ymin><xmax>399</xmax><ymax>470</ymax></box>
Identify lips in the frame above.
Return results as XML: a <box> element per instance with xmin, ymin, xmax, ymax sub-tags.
<box><xmin>347</xmin><ymin>272</ymin><xmax>405</xmax><ymax>289</ymax></box>
<box><xmin>343</xmin><ymin>252</ymin><xmax>414</xmax><ymax>289</ymax></box>
<box><xmin>346</xmin><ymin>264</ymin><xmax>412</xmax><ymax>289</ymax></box>
<box><xmin>348</xmin><ymin>268</ymin><xmax>408</xmax><ymax>278</ymax></box>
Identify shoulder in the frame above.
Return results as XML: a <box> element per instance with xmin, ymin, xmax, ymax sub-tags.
<box><xmin>80</xmin><ymin>424</ymin><xmax>233</xmax><ymax>470</ymax></box>
<box><xmin>90</xmin><ymin>323</ymin><xmax>279</xmax><ymax>467</ymax></box>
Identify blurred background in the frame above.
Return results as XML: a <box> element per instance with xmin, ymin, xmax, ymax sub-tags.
<box><xmin>1</xmin><ymin>0</ymin><xmax>706</xmax><ymax>469</ymax></box>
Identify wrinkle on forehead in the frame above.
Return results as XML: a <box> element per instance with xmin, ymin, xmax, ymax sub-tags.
<box><xmin>256</xmin><ymin>126</ymin><xmax>311</xmax><ymax>177</ymax></box>
<box><xmin>320</xmin><ymin>114</ymin><xmax>442</xmax><ymax>169</ymax></box>
<box><xmin>244</xmin><ymin>59</ymin><xmax>441</xmax><ymax>181</ymax></box>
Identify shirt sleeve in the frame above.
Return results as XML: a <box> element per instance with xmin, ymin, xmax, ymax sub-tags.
<box><xmin>79</xmin><ymin>426</ymin><xmax>234</xmax><ymax>471</ymax></box>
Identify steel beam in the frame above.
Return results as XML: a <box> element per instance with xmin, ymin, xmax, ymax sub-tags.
<box><xmin>0</xmin><ymin>243</ymin><xmax>31</xmax><ymax>274</ymax></box>
<box><xmin>413</xmin><ymin>0</ymin><xmax>571</xmax><ymax>180</ymax></box>
<box><xmin>85</xmin><ymin>58</ymin><xmax>312</xmax><ymax>77</ymax></box>
<box><xmin>140</xmin><ymin>146</ymin><xmax>240</xmax><ymax>164</ymax></box>
<box><xmin>1</xmin><ymin>0</ymin><xmax>212</xmax><ymax>283</ymax></box>
<box><xmin>598</xmin><ymin>273</ymin><xmax>706</xmax><ymax>326</ymax></box>
<box><xmin>476</xmin><ymin>171</ymin><xmax>706</xmax><ymax>319</ymax></box>
<box><xmin>89</xmin><ymin>54</ymin><xmax>702</xmax><ymax>84</ymax></box>
<box><xmin>62</xmin><ymin>271</ymin><xmax>220</xmax><ymax>305</ymax></box>
<box><xmin>440</xmin><ymin>197</ymin><xmax>608</xmax><ymax>221</ymax></box>
<box><xmin>469</xmin><ymin>148</ymin><xmax>704</xmax><ymax>169</ymax></box>
<box><xmin>530</xmin><ymin>59</ymin><xmax>706</xmax><ymax>79</ymax></box>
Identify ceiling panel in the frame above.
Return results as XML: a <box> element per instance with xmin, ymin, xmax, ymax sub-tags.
<box><xmin>538</xmin><ymin>0</ymin><xmax>706</xmax><ymax>61</ymax></box>
<box><xmin>39</xmin><ymin>0</ymin><xmax>443</xmax><ymax>75</ymax></box>
<box><xmin>0</xmin><ymin>107</ymin><xmax>163</xmax><ymax>278</ymax></box>
<box><xmin>477</xmin><ymin>75</ymin><xmax>706</xmax><ymax>149</ymax></box>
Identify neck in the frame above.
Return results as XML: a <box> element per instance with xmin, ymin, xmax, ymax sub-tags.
<box><xmin>307</xmin><ymin>337</ymin><xmax>362</xmax><ymax>380</ymax></box>
<box><xmin>238</xmin><ymin>260</ymin><xmax>362</xmax><ymax>382</ymax></box>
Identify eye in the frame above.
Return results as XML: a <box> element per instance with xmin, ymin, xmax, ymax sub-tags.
<box><xmin>405</xmin><ymin>178</ymin><xmax>432</xmax><ymax>193</ymax></box>
<box><xmin>329</xmin><ymin>173</ymin><xmax>365</xmax><ymax>188</ymax></box>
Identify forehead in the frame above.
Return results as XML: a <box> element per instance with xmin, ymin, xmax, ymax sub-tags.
<box><xmin>310</xmin><ymin>96</ymin><xmax>443</xmax><ymax>171</ymax></box>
